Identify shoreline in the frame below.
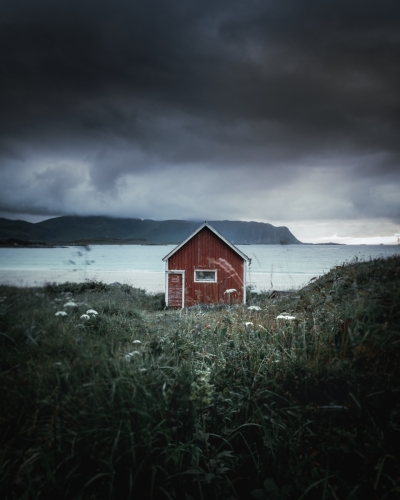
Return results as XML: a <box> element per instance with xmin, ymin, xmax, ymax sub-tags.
<box><xmin>0</xmin><ymin>269</ymin><xmax>314</xmax><ymax>293</ymax></box>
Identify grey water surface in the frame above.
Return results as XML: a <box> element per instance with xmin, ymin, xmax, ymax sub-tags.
<box><xmin>0</xmin><ymin>244</ymin><xmax>398</xmax><ymax>292</ymax></box>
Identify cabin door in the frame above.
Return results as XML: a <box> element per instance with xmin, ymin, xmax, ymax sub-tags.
<box><xmin>168</xmin><ymin>273</ymin><xmax>184</xmax><ymax>308</ymax></box>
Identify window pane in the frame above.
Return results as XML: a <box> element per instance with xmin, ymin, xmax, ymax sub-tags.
<box><xmin>196</xmin><ymin>271</ymin><xmax>216</xmax><ymax>281</ymax></box>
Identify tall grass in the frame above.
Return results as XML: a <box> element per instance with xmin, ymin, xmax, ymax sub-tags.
<box><xmin>1</xmin><ymin>256</ymin><xmax>399</xmax><ymax>499</ymax></box>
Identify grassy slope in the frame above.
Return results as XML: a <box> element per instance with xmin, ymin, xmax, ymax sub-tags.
<box><xmin>1</xmin><ymin>256</ymin><xmax>399</xmax><ymax>499</ymax></box>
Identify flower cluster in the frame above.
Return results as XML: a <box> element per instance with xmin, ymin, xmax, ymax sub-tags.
<box><xmin>276</xmin><ymin>313</ymin><xmax>296</xmax><ymax>320</ymax></box>
<box><xmin>80</xmin><ymin>309</ymin><xmax>98</xmax><ymax>320</ymax></box>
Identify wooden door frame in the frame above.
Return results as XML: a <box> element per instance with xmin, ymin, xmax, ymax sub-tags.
<box><xmin>165</xmin><ymin>270</ymin><xmax>185</xmax><ymax>308</ymax></box>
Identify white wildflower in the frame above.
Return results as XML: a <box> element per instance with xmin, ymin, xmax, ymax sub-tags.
<box><xmin>276</xmin><ymin>314</ymin><xmax>296</xmax><ymax>320</ymax></box>
<box><xmin>248</xmin><ymin>305</ymin><xmax>261</xmax><ymax>311</ymax></box>
<box><xmin>55</xmin><ymin>311</ymin><xmax>67</xmax><ymax>316</ymax></box>
<box><xmin>224</xmin><ymin>288</ymin><xmax>237</xmax><ymax>294</ymax></box>
<box><xmin>125</xmin><ymin>351</ymin><xmax>141</xmax><ymax>358</ymax></box>
<box><xmin>139</xmin><ymin>368</ymin><xmax>147</xmax><ymax>373</ymax></box>
<box><xmin>86</xmin><ymin>309</ymin><xmax>98</xmax><ymax>315</ymax></box>
<box><xmin>80</xmin><ymin>314</ymin><xmax>90</xmax><ymax>320</ymax></box>
<box><xmin>132</xmin><ymin>340</ymin><xmax>141</xmax><ymax>344</ymax></box>
<box><xmin>244</xmin><ymin>322</ymin><xmax>253</xmax><ymax>327</ymax></box>
<box><xmin>64</xmin><ymin>301</ymin><xmax>77</xmax><ymax>307</ymax></box>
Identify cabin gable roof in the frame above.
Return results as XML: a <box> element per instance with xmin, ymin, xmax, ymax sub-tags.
<box><xmin>162</xmin><ymin>222</ymin><xmax>250</xmax><ymax>262</ymax></box>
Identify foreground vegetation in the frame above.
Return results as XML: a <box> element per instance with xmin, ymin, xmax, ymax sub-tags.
<box><xmin>1</xmin><ymin>256</ymin><xmax>399</xmax><ymax>499</ymax></box>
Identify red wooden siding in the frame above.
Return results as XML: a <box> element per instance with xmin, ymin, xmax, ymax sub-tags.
<box><xmin>167</xmin><ymin>226</ymin><xmax>245</xmax><ymax>307</ymax></box>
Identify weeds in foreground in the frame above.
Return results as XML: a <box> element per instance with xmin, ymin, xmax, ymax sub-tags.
<box><xmin>1</xmin><ymin>256</ymin><xmax>400</xmax><ymax>499</ymax></box>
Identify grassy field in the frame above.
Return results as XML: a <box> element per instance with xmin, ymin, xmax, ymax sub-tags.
<box><xmin>1</xmin><ymin>255</ymin><xmax>399</xmax><ymax>499</ymax></box>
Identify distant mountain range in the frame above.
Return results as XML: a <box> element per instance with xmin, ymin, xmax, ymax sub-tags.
<box><xmin>0</xmin><ymin>216</ymin><xmax>303</xmax><ymax>245</ymax></box>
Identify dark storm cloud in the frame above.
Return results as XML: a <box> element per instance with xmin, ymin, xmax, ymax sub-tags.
<box><xmin>0</xmin><ymin>0</ymin><xmax>399</xmax><ymax>222</ymax></box>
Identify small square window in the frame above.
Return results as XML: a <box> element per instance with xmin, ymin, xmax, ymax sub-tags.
<box><xmin>195</xmin><ymin>270</ymin><xmax>217</xmax><ymax>282</ymax></box>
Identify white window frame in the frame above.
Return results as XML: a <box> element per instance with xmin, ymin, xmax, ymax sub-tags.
<box><xmin>194</xmin><ymin>269</ymin><xmax>217</xmax><ymax>283</ymax></box>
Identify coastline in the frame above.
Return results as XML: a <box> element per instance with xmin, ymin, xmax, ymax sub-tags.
<box><xmin>0</xmin><ymin>269</ymin><xmax>316</xmax><ymax>293</ymax></box>
<box><xmin>0</xmin><ymin>270</ymin><xmax>166</xmax><ymax>293</ymax></box>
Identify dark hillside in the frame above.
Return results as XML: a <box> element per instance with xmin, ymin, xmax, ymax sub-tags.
<box><xmin>210</xmin><ymin>220</ymin><xmax>300</xmax><ymax>244</ymax></box>
<box><xmin>0</xmin><ymin>217</ymin><xmax>50</xmax><ymax>241</ymax></box>
<box><xmin>0</xmin><ymin>216</ymin><xmax>302</xmax><ymax>244</ymax></box>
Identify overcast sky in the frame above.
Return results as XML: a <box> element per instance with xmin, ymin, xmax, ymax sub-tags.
<box><xmin>1</xmin><ymin>0</ymin><xmax>399</xmax><ymax>243</ymax></box>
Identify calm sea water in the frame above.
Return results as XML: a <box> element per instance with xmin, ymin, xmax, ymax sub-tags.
<box><xmin>0</xmin><ymin>244</ymin><xmax>398</xmax><ymax>292</ymax></box>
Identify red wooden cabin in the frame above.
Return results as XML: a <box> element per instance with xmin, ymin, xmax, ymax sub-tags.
<box><xmin>162</xmin><ymin>223</ymin><xmax>250</xmax><ymax>308</ymax></box>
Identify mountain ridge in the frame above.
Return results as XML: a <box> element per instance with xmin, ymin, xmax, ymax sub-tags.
<box><xmin>0</xmin><ymin>216</ymin><xmax>302</xmax><ymax>245</ymax></box>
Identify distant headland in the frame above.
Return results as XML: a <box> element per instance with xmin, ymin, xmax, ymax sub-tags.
<box><xmin>0</xmin><ymin>216</ymin><xmax>303</xmax><ymax>246</ymax></box>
